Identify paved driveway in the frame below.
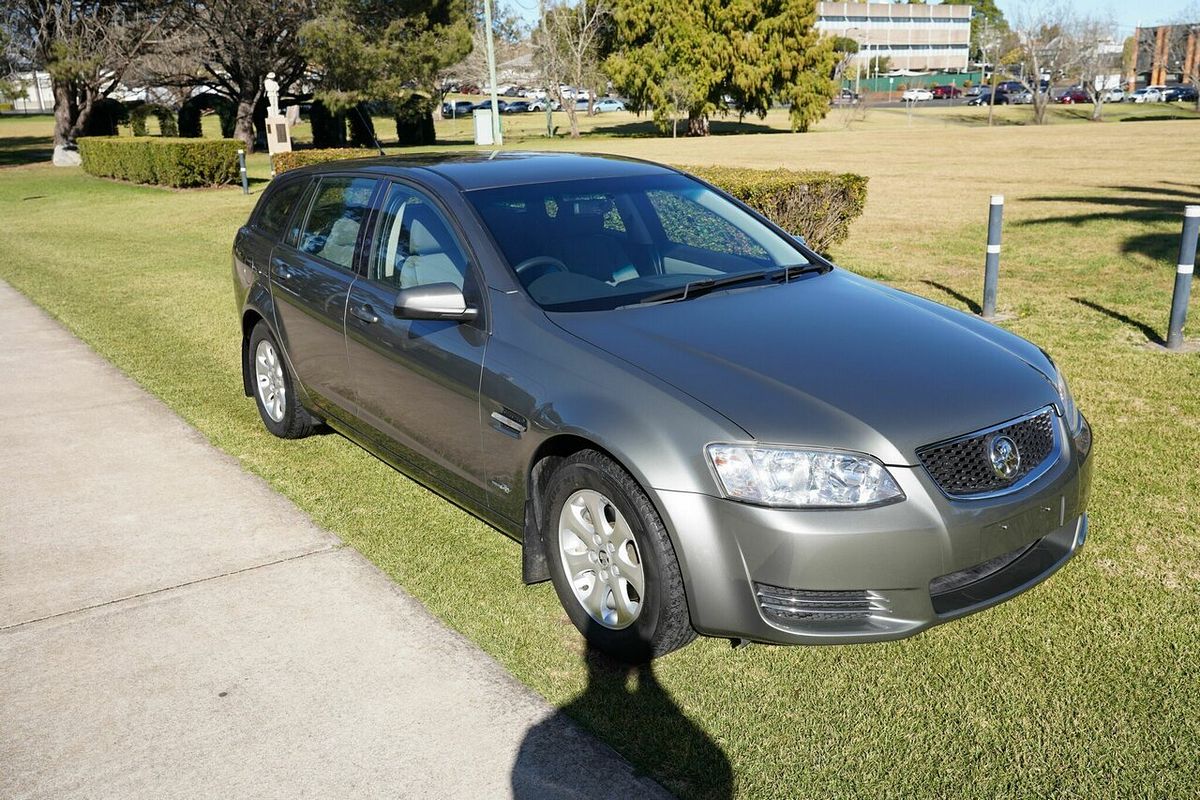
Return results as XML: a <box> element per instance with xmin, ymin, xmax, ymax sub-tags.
<box><xmin>0</xmin><ymin>281</ymin><xmax>670</xmax><ymax>799</ymax></box>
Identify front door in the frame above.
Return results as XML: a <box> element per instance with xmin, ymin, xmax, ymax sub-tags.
<box><xmin>270</xmin><ymin>175</ymin><xmax>379</xmax><ymax>418</ymax></box>
<box><xmin>345</xmin><ymin>181</ymin><xmax>489</xmax><ymax>502</ymax></box>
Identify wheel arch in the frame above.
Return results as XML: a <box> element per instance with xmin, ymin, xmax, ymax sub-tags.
<box><xmin>240</xmin><ymin>308</ymin><xmax>267</xmax><ymax>397</ymax></box>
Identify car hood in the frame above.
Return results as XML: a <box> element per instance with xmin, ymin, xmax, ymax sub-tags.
<box><xmin>548</xmin><ymin>269</ymin><xmax>1059</xmax><ymax>465</ymax></box>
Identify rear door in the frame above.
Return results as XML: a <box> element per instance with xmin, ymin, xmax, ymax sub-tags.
<box><xmin>344</xmin><ymin>180</ymin><xmax>489</xmax><ymax>502</ymax></box>
<box><xmin>270</xmin><ymin>174</ymin><xmax>380</xmax><ymax>419</ymax></box>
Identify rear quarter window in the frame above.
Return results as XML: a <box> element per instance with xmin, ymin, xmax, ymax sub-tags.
<box><xmin>254</xmin><ymin>180</ymin><xmax>306</xmax><ymax>238</ymax></box>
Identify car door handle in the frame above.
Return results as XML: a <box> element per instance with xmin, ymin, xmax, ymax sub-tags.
<box><xmin>271</xmin><ymin>260</ymin><xmax>293</xmax><ymax>281</ymax></box>
<box><xmin>349</xmin><ymin>304</ymin><xmax>380</xmax><ymax>324</ymax></box>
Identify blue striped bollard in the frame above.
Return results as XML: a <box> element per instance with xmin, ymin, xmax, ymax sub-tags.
<box><xmin>1166</xmin><ymin>205</ymin><xmax>1199</xmax><ymax>350</ymax></box>
<box><xmin>982</xmin><ymin>194</ymin><xmax>1003</xmax><ymax>319</ymax></box>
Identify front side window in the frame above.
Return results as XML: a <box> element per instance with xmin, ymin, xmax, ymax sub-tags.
<box><xmin>466</xmin><ymin>174</ymin><xmax>810</xmax><ymax>311</ymax></box>
<box><xmin>368</xmin><ymin>183</ymin><xmax>469</xmax><ymax>290</ymax></box>
<box><xmin>298</xmin><ymin>176</ymin><xmax>378</xmax><ymax>270</ymax></box>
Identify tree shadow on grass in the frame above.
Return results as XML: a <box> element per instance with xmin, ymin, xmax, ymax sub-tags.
<box><xmin>1018</xmin><ymin>183</ymin><xmax>1200</xmax><ymax>267</ymax></box>
<box><xmin>1071</xmin><ymin>297</ymin><xmax>1164</xmax><ymax>345</ymax></box>
<box><xmin>587</xmin><ymin>117</ymin><xmax>788</xmax><ymax>138</ymax></box>
<box><xmin>512</xmin><ymin>641</ymin><xmax>733</xmax><ymax>799</ymax></box>
<box><xmin>0</xmin><ymin>136</ymin><xmax>54</xmax><ymax>167</ymax></box>
<box><xmin>921</xmin><ymin>279</ymin><xmax>982</xmax><ymax>314</ymax></box>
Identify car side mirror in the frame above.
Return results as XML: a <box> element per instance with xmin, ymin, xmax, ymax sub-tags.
<box><xmin>393</xmin><ymin>283</ymin><xmax>478</xmax><ymax>322</ymax></box>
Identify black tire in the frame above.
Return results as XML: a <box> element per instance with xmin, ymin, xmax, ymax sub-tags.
<box><xmin>248</xmin><ymin>322</ymin><xmax>315</xmax><ymax>439</ymax></box>
<box><xmin>542</xmin><ymin>450</ymin><xmax>696</xmax><ymax>662</ymax></box>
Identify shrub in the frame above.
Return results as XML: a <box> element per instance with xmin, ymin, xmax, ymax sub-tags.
<box><xmin>78</xmin><ymin>137</ymin><xmax>241</xmax><ymax>187</ymax></box>
<box><xmin>272</xmin><ymin>148</ymin><xmax>378</xmax><ymax>175</ymax></box>
<box><xmin>129</xmin><ymin>103</ymin><xmax>179</xmax><ymax>137</ymax></box>
<box><xmin>271</xmin><ymin>151</ymin><xmax>868</xmax><ymax>253</ymax></box>
<box><xmin>687</xmin><ymin>166</ymin><xmax>868</xmax><ymax>253</ymax></box>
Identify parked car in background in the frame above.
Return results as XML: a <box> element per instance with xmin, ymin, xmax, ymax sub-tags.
<box><xmin>501</xmin><ymin>101</ymin><xmax>531</xmax><ymax>114</ymax></box>
<box><xmin>233</xmin><ymin>152</ymin><xmax>1092</xmax><ymax>662</ymax></box>
<box><xmin>1134</xmin><ymin>86</ymin><xmax>1165</xmax><ymax>103</ymax></box>
<box><xmin>1056</xmin><ymin>88</ymin><xmax>1090</xmax><ymax>104</ymax></box>
<box><xmin>832</xmin><ymin>88</ymin><xmax>860</xmax><ymax>106</ymax></box>
<box><xmin>592</xmin><ymin>98</ymin><xmax>626</xmax><ymax>112</ymax></box>
<box><xmin>1104</xmin><ymin>88</ymin><xmax>1125</xmax><ymax>103</ymax></box>
<box><xmin>902</xmin><ymin>88</ymin><xmax>933</xmax><ymax>102</ymax></box>
<box><xmin>1007</xmin><ymin>89</ymin><xmax>1034</xmax><ymax>105</ymax></box>
<box><xmin>964</xmin><ymin>85</ymin><xmax>984</xmax><ymax>98</ymax></box>
<box><xmin>967</xmin><ymin>89</ymin><xmax>1009</xmax><ymax>106</ymax></box>
<box><xmin>441</xmin><ymin>100</ymin><xmax>474</xmax><ymax>118</ymax></box>
<box><xmin>931</xmin><ymin>85</ymin><xmax>962</xmax><ymax>99</ymax></box>
<box><xmin>1163</xmin><ymin>84</ymin><xmax>1199</xmax><ymax>102</ymax></box>
<box><xmin>527</xmin><ymin>98</ymin><xmax>561</xmax><ymax>112</ymax></box>
<box><xmin>996</xmin><ymin>81</ymin><xmax>1025</xmax><ymax>95</ymax></box>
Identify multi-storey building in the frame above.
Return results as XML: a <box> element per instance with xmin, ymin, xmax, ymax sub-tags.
<box><xmin>815</xmin><ymin>1</ymin><xmax>973</xmax><ymax>72</ymax></box>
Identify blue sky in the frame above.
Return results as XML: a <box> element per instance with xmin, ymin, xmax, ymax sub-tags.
<box><xmin>510</xmin><ymin>1</ymin><xmax>1197</xmax><ymax>37</ymax></box>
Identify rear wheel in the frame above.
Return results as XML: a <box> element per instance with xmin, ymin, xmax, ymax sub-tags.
<box><xmin>542</xmin><ymin>450</ymin><xmax>696</xmax><ymax>662</ymax></box>
<box><xmin>249</xmin><ymin>323</ymin><xmax>315</xmax><ymax>439</ymax></box>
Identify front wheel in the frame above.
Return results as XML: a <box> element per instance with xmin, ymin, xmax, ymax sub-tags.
<box><xmin>543</xmin><ymin>450</ymin><xmax>696</xmax><ymax>662</ymax></box>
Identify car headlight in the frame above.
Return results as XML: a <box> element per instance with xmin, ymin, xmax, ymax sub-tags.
<box><xmin>1045</xmin><ymin>356</ymin><xmax>1081</xmax><ymax>433</ymax></box>
<box><xmin>706</xmin><ymin>444</ymin><xmax>904</xmax><ymax>508</ymax></box>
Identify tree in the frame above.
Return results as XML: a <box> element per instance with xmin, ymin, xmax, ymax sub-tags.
<box><xmin>1165</xmin><ymin>5</ymin><xmax>1200</xmax><ymax>112</ymax></box>
<box><xmin>830</xmin><ymin>35</ymin><xmax>859</xmax><ymax>82</ymax></box>
<box><xmin>300</xmin><ymin>0</ymin><xmax>471</xmax><ymax>145</ymax></box>
<box><xmin>535</xmin><ymin>0</ymin><xmax>611</xmax><ymax>138</ymax></box>
<box><xmin>606</xmin><ymin>0</ymin><xmax>835</xmax><ymax>136</ymax></box>
<box><xmin>1064</xmin><ymin>12</ymin><xmax>1121</xmax><ymax>121</ymax></box>
<box><xmin>1005</xmin><ymin>2</ymin><xmax>1069</xmax><ymax>125</ymax></box>
<box><xmin>3</xmin><ymin>0</ymin><xmax>179</xmax><ymax>151</ymax></box>
<box><xmin>183</xmin><ymin>0</ymin><xmax>316</xmax><ymax>151</ymax></box>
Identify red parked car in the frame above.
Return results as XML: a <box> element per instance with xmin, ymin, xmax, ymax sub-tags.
<box><xmin>931</xmin><ymin>85</ymin><xmax>962</xmax><ymax>99</ymax></box>
<box><xmin>1057</xmin><ymin>88</ymin><xmax>1090</xmax><ymax>104</ymax></box>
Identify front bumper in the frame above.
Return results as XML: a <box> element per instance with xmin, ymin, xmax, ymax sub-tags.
<box><xmin>655</xmin><ymin>431</ymin><xmax>1092</xmax><ymax>646</ymax></box>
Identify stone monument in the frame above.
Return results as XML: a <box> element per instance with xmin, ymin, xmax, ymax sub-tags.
<box><xmin>263</xmin><ymin>72</ymin><xmax>292</xmax><ymax>155</ymax></box>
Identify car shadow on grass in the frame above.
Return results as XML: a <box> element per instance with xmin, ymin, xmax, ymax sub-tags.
<box><xmin>1018</xmin><ymin>184</ymin><xmax>1200</xmax><ymax>268</ymax></box>
<box><xmin>511</xmin><ymin>641</ymin><xmax>733</xmax><ymax>799</ymax></box>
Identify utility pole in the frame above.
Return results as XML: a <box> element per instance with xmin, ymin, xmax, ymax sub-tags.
<box><xmin>483</xmin><ymin>0</ymin><xmax>503</xmax><ymax>146</ymax></box>
<box><xmin>539</xmin><ymin>0</ymin><xmax>553</xmax><ymax>137</ymax></box>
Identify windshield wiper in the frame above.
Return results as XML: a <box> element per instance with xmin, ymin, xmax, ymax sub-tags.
<box><xmin>637</xmin><ymin>270</ymin><xmax>772</xmax><ymax>305</ymax></box>
<box><xmin>768</xmin><ymin>262</ymin><xmax>829</xmax><ymax>282</ymax></box>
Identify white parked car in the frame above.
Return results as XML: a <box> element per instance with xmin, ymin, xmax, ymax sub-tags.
<box><xmin>1104</xmin><ymin>88</ymin><xmax>1125</xmax><ymax>103</ymax></box>
<box><xmin>1134</xmin><ymin>86</ymin><xmax>1165</xmax><ymax>103</ymax></box>
<box><xmin>902</xmin><ymin>88</ymin><xmax>933</xmax><ymax>102</ymax></box>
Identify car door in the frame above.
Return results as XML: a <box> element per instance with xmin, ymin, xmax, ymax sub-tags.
<box><xmin>270</xmin><ymin>174</ymin><xmax>380</xmax><ymax>419</ymax></box>
<box><xmin>344</xmin><ymin>180</ymin><xmax>489</xmax><ymax>503</ymax></box>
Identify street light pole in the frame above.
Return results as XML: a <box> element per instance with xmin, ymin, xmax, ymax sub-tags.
<box><xmin>539</xmin><ymin>0</ymin><xmax>553</xmax><ymax>137</ymax></box>
<box><xmin>483</xmin><ymin>0</ymin><xmax>503</xmax><ymax>146</ymax></box>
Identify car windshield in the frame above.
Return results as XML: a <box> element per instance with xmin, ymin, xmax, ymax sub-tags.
<box><xmin>466</xmin><ymin>173</ymin><xmax>814</xmax><ymax>311</ymax></box>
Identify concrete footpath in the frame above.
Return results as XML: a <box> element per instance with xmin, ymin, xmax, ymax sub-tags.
<box><xmin>0</xmin><ymin>281</ymin><xmax>671</xmax><ymax>800</ymax></box>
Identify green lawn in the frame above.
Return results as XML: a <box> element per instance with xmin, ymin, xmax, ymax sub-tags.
<box><xmin>1</xmin><ymin>113</ymin><xmax>1198</xmax><ymax>799</ymax></box>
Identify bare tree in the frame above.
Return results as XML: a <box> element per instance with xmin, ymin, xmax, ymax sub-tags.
<box><xmin>1005</xmin><ymin>1</ymin><xmax>1070</xmax><ymax>124</ymax></box>
<box><xmin>1064</xmin><ymin>12</ymin><xmax>1121</xmax><ymax>121</ymax></box>
<box><xmin>534</xmin><ymin>0</ymin><xmax>610</xmax><ymax>138</ymax></box>
<box><xmin>3</xmin><ymin>0</ymin><xmax>179</xmax><ymax>151</ymax></box>
<box><xmin>437</xmin><ymin>0</ymin><xmax>522</xmax><ymax>118</ymax></box>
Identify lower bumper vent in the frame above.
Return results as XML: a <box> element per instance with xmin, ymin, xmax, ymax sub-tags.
<box><xmin>755</xmin><ymin>584</ymin><xmax>884</xmax><ymax>624</ymax></box>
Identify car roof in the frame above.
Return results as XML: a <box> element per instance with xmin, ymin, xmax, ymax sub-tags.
<box><xmin>284</xmin><ymin>151</ymin><xmax>678</xmax><ymax>192</ymax></box>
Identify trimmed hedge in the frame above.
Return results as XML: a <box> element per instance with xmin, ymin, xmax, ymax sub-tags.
<box><xmin>78</xmin><ymin>137</ymin><xmax>241</xmax><ymax>188</ymax></box>
<box><xmin>687</xmin><ymin>166</ymin><xmax>868</xmax><ymax>253</ymax></box>
<box><xmin>272</xmin><ymin>147</ymin><xmax>378</xmax><ymax>175</ymax></box>
<box><xmin>272</xmin><ymin>149</ymin><xmax>868</xmax><ymax>252</ymax></box>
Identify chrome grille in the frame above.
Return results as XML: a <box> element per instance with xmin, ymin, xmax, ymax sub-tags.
<box><xmin>917</xmin><ymin>408</ymin><xmax>1056</xmax><ymax>497</ymax></box>
<box><xmin>755</xmin><ymin>584</ymin><xmax>885</xmax><ymax>625</ymax></box>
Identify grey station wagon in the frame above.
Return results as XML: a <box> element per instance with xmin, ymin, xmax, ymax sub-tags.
<box><xmin>232</xmin><ymin>152</ymin><xmax>1092</xmax><ymax>661</ymax></box>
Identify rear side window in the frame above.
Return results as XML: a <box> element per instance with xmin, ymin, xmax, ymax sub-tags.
<box><xmin>255</xmin><ymin>180</ymin><xmax>305</xmax><ymax>237</ymax></box>
<box><xmin>297</xmin><ymin>176</ymin><xmax>378</xmax><ymax>271</ymax></box>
